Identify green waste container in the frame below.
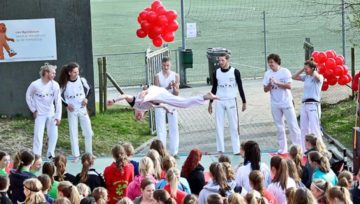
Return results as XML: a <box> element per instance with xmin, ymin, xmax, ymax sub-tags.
<box><xmin>206</xmin><ymin>47</ymin><xmax>231</xmax><ymax>84</ymax></box>
<box><xmin>180</xmin><ymin>49</ymin><xmax>193</xmax><ymax>68</ymax></box>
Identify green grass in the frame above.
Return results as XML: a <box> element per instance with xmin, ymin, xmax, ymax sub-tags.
<box><xmin>0</xmin><ymin>106</ymin><xmax>151</xmax><ymax>156</ymax></box>
<box><xmin>321</xmin><ymin>98</ymin><xmax>356</xmax><ymax>149</ymax></box>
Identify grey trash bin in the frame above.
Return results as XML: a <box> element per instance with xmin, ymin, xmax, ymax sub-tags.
<box><xmin>206</xmin><ymin>47</ymin><xmax>231</xmax><ymax>85</ymax></box>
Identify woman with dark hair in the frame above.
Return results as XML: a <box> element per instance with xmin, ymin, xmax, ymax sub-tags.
<box><xmin>292</xmin><ymin>59</ymin><xmax>324</xmax><ymax>152</ymax></box>
<box><xmin>198</xmin><ymin>162</ymin><xmax>235</xmax><ymax>204</ymax></box>
<box><xmin>75</xmin><ymin>153</ymin><xmax>105</xmax><ymax>191</ymax></box>
<box><xmin>104</xmin><ymin>144</ymin><xmax>134</xmax><ymax>204</ymax></box>
<box><xmin>180</xmin><ymin>149</ymin><xmax>205</xmax><ymax>195</ymax></box>
<box><xmin>9</xmin><ymin>149</ymin><xmax>35</xmax><ymax>204</ymax></box>
<box><xmin>153</xmin><ymin>189</ymin><xmax>176</xmax><ymax>204</ymax></box>
<box><xmin>134</xmin><ymin>178</ymin><xmax>156</xmax><ymax>204</ymax></box>
<box><xmin>267</xmin><ymin>156</ymin><xmax>296</xmax><ymax>204</ymax></box>
<box><xmin>38</xmin><ymin>174</ymin><xmax>54</xmax><ymax>204</ymax></box>
<box><xmin>54</xmin><ymin>154</ymin><xmax>77</xmax><ymax>184</ymax></box>
<box><xmin>59</xmin><ymin>62</ymin><xmax>93</xmax><ymax>161</ymax></box>
<box><xmin>42</xmin><ymin>161</ymin><xmax>59</xmax><ymax>200</ymax></box>
<box><xmin>0</xmin><ymin>151</ymin><xmax>10</xmax><ymax>176</ymax></box>
<box><xmin>308</xmin><ymin>151</ymin><xmax>337</xmax><ymax>186</ymax></box>
<box><xmin>150</xmin><ymin>139</ymin><xmax>168</xmax><ymax>160</ymax></box>
<box><xmin>235</xmin><ymin>141</ymin><xmax>271</xmax><ymax>192</ymax></box>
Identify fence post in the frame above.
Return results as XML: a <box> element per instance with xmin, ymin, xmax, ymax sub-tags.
<box><xmin>97</xmin><ymin>57</ymin><xmax>104</xmax><ymax>113</ymax></box>
<box><xmin>103</xmin><ymin>57</ymin><xmax>107</xmax><ymax>112</ymax></box>
<box><xmin>304</xmin><ymin>38</ymin><xmax>314</xmax><ymax>60</ymax></box>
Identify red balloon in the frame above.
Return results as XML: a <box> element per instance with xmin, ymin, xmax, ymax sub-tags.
<box><xmin>168</xmin><ymin>20</ymin><xmax>179</xmax><ymax>32</ymax></box>
<box><xmin>141</xmin><ymin>21</ymin><xmax>151</xmax><ymax>33</ymax></box>
<box><xmin>149</xmin><ymin>26</ymin><xmax>162</xmax><ymax>36</ymax></box>
<box><xmin>137</xmin><ymin>16</ymin><xmax>142</xmax><ymax>24</ymax></box>
<box><xmin>338</xmin><ymin>75</ymin><xmax>348</xmax><ymax>85</ymax></box>
<box><xmin>323</xmin><ymin>69</ymin><xmax>334</xmax><ymax>79</ymax></box>
<box><xmin>152</xmin><ymin>37</ymin><xmax>163</xmax><ymax>47</ymax></box>
<box><xmin>335</xmin><ymin>55</ymin><xmax>344</xmax><ymax>65</ymax></box>
<box><xmin>317</xmin><ymin>63</ymin><xmax>326</xmax><ymax>74</ymax></box>
<box><xmin>147</xmin><ymin>11</ymin><xmax>157</xmax><ymax>23</ymax></box>
<box><xmin>346</xmin><ymin>73</ymin><xmax>353</xmax><ymax>83</ymax></box>
<box><xmin>334</xmin><ymin>65</ymin><xmax>344</xmax><ymax>76</ymax></box>
<box><xmin>148</xmin><ymin>32</ymin><xmax>159</xmax><ymax>39</ymax></box>
<box><xmin>156</xmin><ymin>15</ymin><xmax>168</xmax><ymax>26</ymax></box>
<box><xmin>139</xmin><ymin>11</ymin><xmax>149</xmax><ymax>21</ymax></box>
<box><xmin>162</xmin><ymin>32</ymin><xmax>175</xmax><ymax>42</ymax></box>
<box><xmin>155</xmin><ymin>6</ymin><xmax>167</xmax><ymax>15</ymax></box>
<box><xmin>311</xmin><ymin>51</ymin><xmax>319</xmax><ymax>62</ymax></box>
<box><xmin>166</xmin><ymin>10</ymin><xmax>178</xmax><ymax>21</ymax></box>
<box><xmin>321</xmin><ymin>81</ymin><xmax>329</xmax><ymax>91</ymax></box>
<box><xmin>136</xmin><ymin>28</ymin><xmax>147</xmax><ymax>38</ymax></box>
<box><xmin>151</xmin><ymin>1</ymin><xmax>163</xmax><ymax>11</ymax></box>
<box><xmin>343</xmin><ymin>65</ymin><xmax>349</xmax><ymax>74</ymax></box>
<box><xmin>325</xmin><ymin>58</ymin><xmax>336</xmax><ymax>69</ymax></box>
<box><xmin>327</xmin><ymin>77</ymin><xmax>337</xmax><ymax>86</ymax></box>
<box><xmin>325</xmin><ymin>50</ymin><xmax>336</xmax><ymax>59</ymax></box>
<box><xmin>145</xmin><ymin>7</ymin><xmax>152</xmax><ymax>12</ymax></box>
<box><xmin>317</xmin><ymin>52</ymin><xmax>327</xmax><ymax>63</ymax></box>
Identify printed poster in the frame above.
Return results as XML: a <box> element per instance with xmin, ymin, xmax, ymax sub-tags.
<box><xmin>0</xmin><ymin>18</ymin><xmax>57</xmax><ymax>63</ymax></box>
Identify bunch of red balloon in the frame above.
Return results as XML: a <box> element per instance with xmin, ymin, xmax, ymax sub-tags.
<box><xmin>311</xmin><ymin>50</ymin><xmax>352</xmax><ymax>91</ymax></box>
<box><xmin>136</xmin><ymin>1</ymin><xmax>179</xmax><ymax>47</ymax></box>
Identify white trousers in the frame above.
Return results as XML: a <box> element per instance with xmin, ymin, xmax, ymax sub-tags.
<box><xmin>155</xmin><ymin>107</ymin><xmax>179</xmax><ymax>155</ymax></box>
<box><xmin>32</xmin><ymin>115</ymin><xmax>58</xmax><ymax>157</ymax></box>
<box><xmin>300</xmin><ymin>102</ymin><xmax>322</xmax><ymax>151</ymax></box>
<box><xmin>68</xmin><ymin>108</ymin><xmax>93</xmax><ymax>157</ymax></box>
<box><xmin>152</xmin><ymin>95</ymin><xmax>206</xmax><ymax>108</ymax></box>
<box><xmin>271</xmin><ymin>103</ymin><xmax>302</xmax><ymax>153</ymax></box>
<box><xmin>215</xmin><ymin>99</ymin><xmax>240</xmax><ymax>154</ymax></box>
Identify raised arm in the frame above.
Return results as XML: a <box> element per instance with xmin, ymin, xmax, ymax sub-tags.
<box><xmin>292</xmin><ymin>68</ymin><xmax>305</xmax><ymax>81</ymax></box>
<box><xmin>108</xmin><ymin>94</ymin><xmax>135</xmax><ymax>106</ymax></box>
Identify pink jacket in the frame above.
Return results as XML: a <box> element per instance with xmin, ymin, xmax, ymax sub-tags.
<box><xmin>126</xmin><ymin>175</ymin><xmax>157</xmax><ymax>200</ymax></box>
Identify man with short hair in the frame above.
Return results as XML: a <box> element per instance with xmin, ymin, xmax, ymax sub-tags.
<box><xmin>263</xmin><ymin>53</ymin><xmax>301</xmax><ymax>153</ymax></box>
<box><xmin>208</xmin><ymin>53</ymin><xmax>246</xmax><ymax>155</ymax></box>
<box><xmin>154</xmin><ymin>57</ymin><xmax>180</xmax><ymax>157</ymax></box>
<box><xmin>26</xmin><ymin>63</ymin><xmax>62</xmax><ymax>159</ymax></box>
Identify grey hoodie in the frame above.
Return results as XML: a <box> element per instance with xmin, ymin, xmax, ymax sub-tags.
<box><xmin>198</xmin><ymin>180</ymin><xmax>236</xmax><ymax>204</ymax></box>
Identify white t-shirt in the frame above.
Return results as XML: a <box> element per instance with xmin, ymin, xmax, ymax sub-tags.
<box><xmin>63</xmin><ymin>77</ymin><xmax>89</xmax><ymax>110</ymax></box>
<box><xmin>235</xmin><ymin>162</ymin><xmax>272</xmax><ymax>192</ymax></box>
<box><xmin>267</xmin><ymin>177</ymin><xmax>296</xmax><ymax>204</ymax></box>
<box><xmin>300</xmin><ymin>74</ymin><xmax>323</xmax><ymax>102</ymax></box>
<box><xmin>157</xmin><ymin>71</ymin><xmax>176</xmax><ymax>92</ymax></box>
<box><xmin>263</xmin><ymin>67</ymin><xmax>293</xmax><ymax>107</ymax></box>
<box><xmin>26</xmin><ymin>79</ymin><xmax>62</xmax><ymax>120</ymax></box>
<box><xmin>216</xmin><ymin>67</ymin><xmax>238</xmax><ymax>100</ymax></box>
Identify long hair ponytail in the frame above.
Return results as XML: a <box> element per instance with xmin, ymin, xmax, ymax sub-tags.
<box><xmin>80</xmin><ymin>153</ymin><xmax>94</xmax><ymax>183</ymax></box>
<box><xmin>270</xmin><ymin>156</ymin><xmax>288</xmax><ymax>190</ymax></box>
<box><xmin>54</xmin><ymin>154</ymin><xmax>67</xmax><ymax>181</ymax></box>
<box><xmin>93</xmin><ymin>187</ymin><xmax>108</xmax><ymax>204</ymax></box>
<box><xmin>58</xmin><ymin>181</ymin><xmax>81</xmax><ymax>204</ymax></box>
<box><xmin>209</xmin><ymin>162</ymin><xmax>231</xmax><ymax>197</ymax></box>
<box><xmin>59</xmin><ymin>62</ymin><xmax>80</xmax><ymax>89</ymax></box>
<box><xmin>111</xmin><ymin>145</ymin><xmax>127</xmax><ymax>170</ymax></box>
<box><xmin>289</xmin><ymin>145</ymin><xmax>303</xmax><ymax>177</ymax></box>
<box><xmin>166</xmin><ymin>168</ymin><xmax>180</xmax><ymax>198</ymax></box>
<box><xmin>16</xmin><ymin>150</ymin><xmax>35</xmax><ymax>173</ymax></box>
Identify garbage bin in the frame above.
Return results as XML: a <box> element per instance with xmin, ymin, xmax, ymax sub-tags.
<box><xmin>180</xmin><ymin>49</ymin><xmax>193</xmax><ymax>68</ymax></box>
<box><xmin>206</xmin><ymin>47</ymin><xmax>231</xmax><ymax>85</ymax></box>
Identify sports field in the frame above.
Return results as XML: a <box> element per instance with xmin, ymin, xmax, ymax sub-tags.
<box><xmin>91</xmin><ymin>0</ymin><xmax>354</xmax><ymax>87</ymax></box>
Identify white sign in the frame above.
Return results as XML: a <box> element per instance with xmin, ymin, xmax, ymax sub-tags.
<box><xmin>186</xmin><ymin>23</ymin><xmax>197</xmax><ymax>38</ymax></box>
<box><xmin>0</xmin><ymin>18</ymin><xmax>57</xmax><ymax>63</ymax></box>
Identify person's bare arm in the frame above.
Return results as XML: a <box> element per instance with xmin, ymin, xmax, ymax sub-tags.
<box><xmin>154</xmin><ymin>75</ymin><xmax>160</xmax><ymax>86</ymax></box>
<box><xmin>108</xmin><ymin>94</ymin><xmax>134</xmax><ymax>106</ymax></box>
<box><xmin>263</xmin><ymin>83</ymin><xmax>272</xmax><ymax>92</ymax></box>
<box><xmin>292</xmin><ymin>68</ymin><xmax>305</xmax><ymax>81</ymax></box>
<box><xmin>172</xmin><ymin>74</ymin><xmax>180</xmax><ymax>96</ymax></box>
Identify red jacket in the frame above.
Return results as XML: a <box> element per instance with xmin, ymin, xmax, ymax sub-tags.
<box><xmin>164</xmin><ymin>184</ymin><xmax>187</xmax><ymax>204</ymax></box>
<box><xmin>104</xmin><ymin>162</ymin><xmax>134</xmax><ymax>204</ymax></box>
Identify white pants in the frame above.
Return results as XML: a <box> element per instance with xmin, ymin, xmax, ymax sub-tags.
<box><xmin>68</xmin><ymin>107</ymin><xmax>93</xmax><ymax>157</ymax></box>
<box><xmin>215</xmin><ymin>99</ymin><xmax>240</xmax><ymax>154</ymax></box>
<box><xmin>152</xmin><ymin>95</ymin><xmax>206</xmax><ymax>108</ymax></box>
<box><xmin>32</xmin><ymin>115</ymin><xmax>58</xmax><ymax>157</ymax></box>
<box><xmin>300</xmin><ymin>102</ymin><xmax>322</xmax><ymax>151</ymax></box>
<box><xmin>155</xmin><ymin>107</ymin><xmax>179</xmax><ymax>155</ymax></box>
<box><xmin>271</xmin><ymin>103</ymin><xmax>301</xmax><ymax>153</ymax></box>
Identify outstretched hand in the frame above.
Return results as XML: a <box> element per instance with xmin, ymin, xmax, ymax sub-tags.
<box><xmin>107</xmin><ymin>100</ymin><xmax>114</xmax><ymax>106</ymax></box>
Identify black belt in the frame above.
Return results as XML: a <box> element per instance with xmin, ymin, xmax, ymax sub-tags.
<box><xmin>302</xmin><ymin>98</ymin><xmax>319</xmax><ymax>103</ymax></box>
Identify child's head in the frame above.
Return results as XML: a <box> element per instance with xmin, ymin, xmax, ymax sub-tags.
<box><xmin>23</xmin><ymin>178</ymin><xmax>46</xmax><ymax>203</ymax></box>
<box><xmin>0</xmin><ymin>175</ymin><xmax>9</xmax><ymax>192</ymax></box>
<box><xmin>54</xmin><ymin>154</ymin><xmax>67</xmax><ymax>181</ymax></box>
<box><xmin>183</xmin><ymin>194</ymin><xmax>199</xmax><ymax>204</ymax></box>
<box><xmin>92</xmin><ymin>187</ymin><xmax>108</xmax><ymax>204</ymax></box>
<box><xmin>30</xmin><ymin>154</ymin><xmax>42</xmax><ymax>173</ymax></box>
<box><xmin>337</xmin><ymin>170</ymin><xmax>353</xmax><ymax>189</ymax></box>
<box><xmin>218</xmin><ymin>155</ymin><xmax>231</xmax><ymax>164</ymax></box>
<box><xmin>0</xmin><ymin>151</ymin><xmax>10</xmax><ymax>169</ymax></box>
<box><xmin>122</xmin><ymin>142</ymin><xmax>134</xmax><ymax>158</ymax></box>
<box><xmin>37</xmin><ymin>174</ymin><xmax>52</xmax><ymax>193</ymax></box>
<box><xmin>76</xmin><ymin>183</ymin><xmax>91</xmax><ymax>199</ymax></box>
<box><xmin>140</xmin><ymin>178</ymin><xmax>155</xmax><ymax>200</ymax></box>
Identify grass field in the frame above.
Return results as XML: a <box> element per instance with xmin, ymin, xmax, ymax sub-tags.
<box><xmin>0</xmin><ymin>106</ymin><xmax>151</xmax><ymax>156</ymax></box>
<box><xmin>90</xmin><ymin>0</ymin><xmax>356</xmax><ymax>87</ymax></box>
<box><xmin>321</xmin><ymin>98</ymin><xmax>356</xmax><ymax>149</ymax></box>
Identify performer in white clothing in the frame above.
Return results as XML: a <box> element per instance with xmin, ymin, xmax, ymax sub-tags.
<box><xmin>208</xmin><ymin>53</ymin><xmax>246</xmax><ymax>155</ymax></box>
<box><xmin>263</xmin><ymin>54</ymin><xmax>301</xmax><ymax>153</ymax></box>
<box><xmin>59</xmin><ymin>62</ymin><xmax>93</xmax><ymax>159</ymax></box>
<box><xmin>25</xmin><ymin>63</ymin><xmax>62</xmax><ymax>158</ymax></box>
<box><xmin>154</xmin><ymin>57</ymin><xmax>180</xmax><ymax>156</ymax></box>
<box><xmin>108</xmin><ymin>86</ymin><xmax>218</xmax><ymax>121</ymax></box>
<box><xmin>292</xmin><ymin>59</ymin><xmax>324</xmax><ymax>151</ymax></box>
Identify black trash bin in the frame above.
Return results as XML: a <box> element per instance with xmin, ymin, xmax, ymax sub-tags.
<box><xmin>206</xmin><ymin>47</ymin><xmax>231</xmax><ymax>85</ymax></box>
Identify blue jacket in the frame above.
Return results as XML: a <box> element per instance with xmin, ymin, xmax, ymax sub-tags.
<box><xmin>156</xmin><ymin>177</ymin><xmax>191</xmax><ymax>194</ymax></box>
<box><xmin>9</xmin><ymin>169</ymin><xmax>35</xmax><ymax>204</ymax></box>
